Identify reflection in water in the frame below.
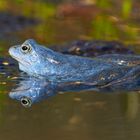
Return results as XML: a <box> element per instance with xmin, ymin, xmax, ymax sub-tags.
<box><xmin>0</xmin><ymin>57</ymin><xmax>19</xmax><ymax>79</ymax></box>
<box><xmin>9</xmin><ymin>77</ymin><xmax>57</xmax><ymax>107</ymax></box>
<box><xmin>9</xmin><ymin>71</ymin><xmax>140</xmax><ymax>108</ymax></box>
<box><xmin>9</xmin><ymin>76</ymin><xmax>99</xmax><ymax>107</ymax></box>
<box><xmin>123</xmin><ymin>93</ymin><xmax>139</xmax><ymax>120</ymax></box>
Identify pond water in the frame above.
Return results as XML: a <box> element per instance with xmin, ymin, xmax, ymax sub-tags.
<box><xmin>1</xmin><ymin>0</ymin><xmax>140</xmax><ymax>140</ymax></box>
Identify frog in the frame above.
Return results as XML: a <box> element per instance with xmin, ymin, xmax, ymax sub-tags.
<box><xmin>8</xmin><ymin>39</ymin><xmax>140</xmax><ymax>87</ymax></box>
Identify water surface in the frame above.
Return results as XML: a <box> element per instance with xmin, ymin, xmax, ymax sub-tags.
<box><xmin>1</xmin><ymin>0</ymin><xmax>140</xmax><ymax>140</ymax></box>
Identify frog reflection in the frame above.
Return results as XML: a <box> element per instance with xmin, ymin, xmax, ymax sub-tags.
<box><xmin>9</xmin><ymin>68</ymin><xmax>140</xmax><ymax>108</ymax></box>
<box><xmin>9</xmin><ymin>77</ymin><xmax>56</xmax><ymax>107</ymax></box>
<box><xmin>9</xmin><ymin>76</ymin><xmax>99</xmax><ymax>107</ymax></box>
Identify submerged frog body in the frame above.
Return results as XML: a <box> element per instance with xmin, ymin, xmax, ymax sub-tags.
<box><xmin>9</xmin><ymin>39</ymin><xmax>140</xmax><ymax>87</ymax></box>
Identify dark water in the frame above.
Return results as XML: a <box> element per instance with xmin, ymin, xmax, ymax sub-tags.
<box><xmin>1</xmin><ymin>0</ymin><xmax>140</xmax><ymax>140</ymax></box>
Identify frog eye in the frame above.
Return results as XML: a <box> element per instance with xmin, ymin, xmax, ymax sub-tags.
<box><xmin>21</xmin><ymin>97</ymin><xmax>32</xmax><ymax>107</ymax></box>
<box><xmin>21</xmin><ymin>44</ymin><xmax>32</xmax><ymax>53</ymax></box>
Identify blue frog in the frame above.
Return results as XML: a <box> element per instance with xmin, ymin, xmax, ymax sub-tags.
<box><xmin>9</xmin><ymin>39</ymin><xmax>140</xmax><ymax>87</ymax></box>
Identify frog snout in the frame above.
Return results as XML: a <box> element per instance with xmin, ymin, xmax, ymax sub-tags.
<box><xmin>9</xmin><ymin>46</ymin><xmax>15</xmax><ymax>56</ymax></box>
<box><xmin>9</xmin><ymin>45</ymin><xmax>20</xmax><ymax>57</ymax></box>
<box><xmin>9</xmin><ymin>45</ymin><xmax>20</xmax><ymax>55</ymax></box>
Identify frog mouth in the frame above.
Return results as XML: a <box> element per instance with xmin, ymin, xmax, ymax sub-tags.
<box><xmin>10</xmin><ymin>55</ymin><xmax>31</xmax><ymax>66</ymax></box>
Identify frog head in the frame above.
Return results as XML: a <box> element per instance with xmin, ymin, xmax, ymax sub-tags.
<box><xmin>9</xmin><ymin>39</ymin><xmax>61</xmax><ymax>76</ymax></box>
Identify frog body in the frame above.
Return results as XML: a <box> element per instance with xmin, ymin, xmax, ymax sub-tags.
<box><xmin>9</xmin><ymin>39</ymin><xmax>140</xmax><ymax>87</ymax></box>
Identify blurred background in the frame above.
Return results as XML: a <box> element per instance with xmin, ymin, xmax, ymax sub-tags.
<box><xmin>1</xmin><ymin>0</ymin><xmax>140</xmax><ymax>53</ymax></box>
<box><xmin>1</xmin><ymin>0</ymin><xmax>140</xmax><ymax>140</ymax></box>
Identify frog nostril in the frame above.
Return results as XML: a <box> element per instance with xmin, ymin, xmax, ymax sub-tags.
<box><xmin>13</xmin><ymin>45</ymin><xmax>21</xmax><ymax>49</ymax></box>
